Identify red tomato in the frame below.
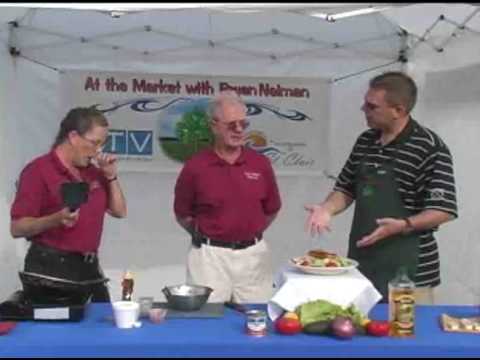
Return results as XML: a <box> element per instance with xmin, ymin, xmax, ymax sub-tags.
<box><xmin>366</xmin><ymin>320</ymin><xmax>390</xmax><ymax>337</ymax></box>
<box><xmin>0</xmin><ymin>321</ymin><xmax>16</xmax><ymax>335</ymax></box>
<box><xmin>275</xmin><ymin>316</ymin><xmax>302</xmax><ymax>335</ymax></box>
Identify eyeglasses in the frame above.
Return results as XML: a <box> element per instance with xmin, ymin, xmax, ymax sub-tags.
<box><xmin>81</xmin><ymin>135</ymin><xmax>106</xmax><ymax>149</ymax></box>
<box><xmin>215</xmin><ymin>119</ymin><xmax>250</xmax><ymax>131</ymax></box>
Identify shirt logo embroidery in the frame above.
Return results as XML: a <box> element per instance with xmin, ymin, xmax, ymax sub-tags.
<box><xmin>244</xmin><ymin>172</ymin><xmax>261</xmax><ymax>180</ymax></box>
<box><xmin>429</xmin><ymin>188</ymin><xmax>446</xmax><ymax>201</ymax></box>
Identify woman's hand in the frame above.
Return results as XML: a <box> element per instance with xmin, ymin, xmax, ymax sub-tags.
<box><xmin>95</xmin><ymin>152</ymin><xmax>117</xmax><ymax>180</ymax></box>
<box><xmin>58</xmin><ymin>207</ymin><xmax>80</xmax><ymax>228</ymax></box>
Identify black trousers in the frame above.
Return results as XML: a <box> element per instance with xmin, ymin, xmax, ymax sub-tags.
<box><xmin>24</xmin><ymin>243</ymin><xmax>110</xmax><ymax>303</ymax></box>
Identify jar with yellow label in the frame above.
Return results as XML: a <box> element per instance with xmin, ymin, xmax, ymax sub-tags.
<box><xmin>388</xmin><ymin>267</ymin><xmax>415</xmax><ymax>337</ymax></box>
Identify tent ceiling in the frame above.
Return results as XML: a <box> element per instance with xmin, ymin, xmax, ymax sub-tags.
<box><xmin>1</xmin><ymin>4</ymin><xmax>480</xmax><ymax>78</ymax></box>
<box><xmin>3</xmin><ymin>6</ymin><xmax>404</xmax><ymax>77</ymax></box>
<box><xmin>0</xmin><ymin>3</ymin><xmax>406</xmax><ymax>13</ymax></box>
<box><xmin>382</xmin><ymin>3</ymin><xmax>480</xmax><ymax>53</ymax></box>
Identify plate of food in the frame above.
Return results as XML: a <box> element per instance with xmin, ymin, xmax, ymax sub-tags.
<box><xmin>290</xmin><ymin>249</ymin><xmax>358</xmax><ymax>275</ymax></box>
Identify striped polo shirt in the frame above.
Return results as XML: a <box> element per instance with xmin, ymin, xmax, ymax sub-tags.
<box><xmin>334</xmin><ymin>118</ymin><xmax>458</xmax><ymax>288</ymax></box>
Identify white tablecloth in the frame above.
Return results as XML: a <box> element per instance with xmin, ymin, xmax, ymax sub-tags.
<box><xmin>268</xmin><ymin>264</ymin><xmax>382</xmax><ymax>321</ymax></box>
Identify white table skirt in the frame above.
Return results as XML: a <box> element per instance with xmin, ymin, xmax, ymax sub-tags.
<box><xmin>268</xmin><ymin>264</ymin><xmax>382</xmax><ymax>321</ymax></box>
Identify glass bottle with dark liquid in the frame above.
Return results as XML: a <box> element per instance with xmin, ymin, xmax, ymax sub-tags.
<box><xmin>121</xmin><ymin>271</ymin><xmax>134</xmax><ymax>301</ymax></box>
<box><xmin>389</xmin><ymin>267</ymin><xmax>415</xmax><ymax>337</ymax></box>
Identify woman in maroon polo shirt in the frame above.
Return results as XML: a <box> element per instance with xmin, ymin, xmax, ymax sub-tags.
<box><xmin>174</xmin><ymin>92</ymin><xmax>282</xmax><ymax>303</ymax></box>
<box><xmin>10</xmin><ymin>107</ymin><xmax>127</xmax><ymax>303</ymax></box>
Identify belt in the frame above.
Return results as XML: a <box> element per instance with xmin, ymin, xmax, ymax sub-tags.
<box><xmin>31</xmin><ymin>243</ymin><xmax>98</xmax><ymax>263</ymax></box>
<box><xmin>200</xmin><ymin>235</ymin><xmax>262</xmax><ymax>250</ymax></box>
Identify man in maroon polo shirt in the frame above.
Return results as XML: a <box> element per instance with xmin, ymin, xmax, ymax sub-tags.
<box><xmin>174</xmin><ymin>91</ymin><xmax>282</xmax><ymax>303</ymax></box>
<box><xmin>10</xmin><ymin>107</ymin><xmax>127</xmax><ymax>303</ymax></box>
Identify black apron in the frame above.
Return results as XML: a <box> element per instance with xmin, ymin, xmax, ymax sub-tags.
<box><xmin>348</xmin><ymin>153</ymin><xmax>418</xmax><ymax>301</ymax></box>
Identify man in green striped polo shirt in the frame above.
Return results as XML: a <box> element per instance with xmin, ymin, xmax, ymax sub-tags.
<box><xmin>305</xmin><ymin>71</ymin><xmax>458</xmax><ymax>303</ymax></box>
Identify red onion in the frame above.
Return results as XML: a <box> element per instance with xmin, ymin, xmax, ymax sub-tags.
<box><xmin>331</xmin><ymin>316</ymin><xmax>356</xmax><ymax>339</ymax></box>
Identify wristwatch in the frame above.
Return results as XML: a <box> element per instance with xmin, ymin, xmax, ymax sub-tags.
<box><xmin>403</xmin><ymin>217</ymin><xmax>415</xmax><ymax>234</ymax></box>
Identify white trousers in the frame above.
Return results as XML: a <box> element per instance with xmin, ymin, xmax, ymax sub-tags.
<box><xmin>186</xmin><ymin>239</ymin><xmax>273</xmax><ymax>304</ymax></box>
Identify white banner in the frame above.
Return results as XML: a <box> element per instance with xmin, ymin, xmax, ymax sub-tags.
<box><xmin>59</xmin><ymin>70</ymin><xmax>330</xmax><ymax>174</ymax></box>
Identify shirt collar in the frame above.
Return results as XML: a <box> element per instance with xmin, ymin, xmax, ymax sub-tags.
<box><xmin>207</xmin><ymin>147</ymin><xmax>247</xmax><ymax>166</ymax></box>
<box><xmin>49</xmin><ymin>148</ymin><xmax>93</xmax><ymax>180</ymax></box>
<box><xmin>374</xmin><ymin>117</ymin><xmax>417</xmax><ymax>147</ymax></box>
<box><xmin>49</xmin><ymin>148</ymin><xmax>71</xmax><ymax>177</ymax></box>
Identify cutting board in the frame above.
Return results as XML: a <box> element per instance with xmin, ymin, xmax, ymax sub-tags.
<box><xmin>152</xmin><ymin>302</ymin><xmax>225</xmax><ymax>318</ymax></box>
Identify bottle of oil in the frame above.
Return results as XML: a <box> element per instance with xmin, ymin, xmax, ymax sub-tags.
<box><xmin>388</xmin><ymin>266</ymin><xmax>415</xmax><ymax>337</ymax></box>
<box><xmin>121</xmin><ymin>270</ymin><xmax>134</xmax><ymax>301</ymax></box>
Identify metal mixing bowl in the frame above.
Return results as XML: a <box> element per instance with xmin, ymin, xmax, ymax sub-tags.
<box><xmin>162</xmin><ymin>284</ymin><xmax>213</xmax><ymax>311</ymax></box>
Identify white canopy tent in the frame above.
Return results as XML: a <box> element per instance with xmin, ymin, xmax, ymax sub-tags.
<box><xmin>1</xmin><ymin>3</ymin><xmax>479</xmax><ymax>304</ymax></box>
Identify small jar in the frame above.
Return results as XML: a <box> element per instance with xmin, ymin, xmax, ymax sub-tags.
<box><xmin>139</xmin><ymin>296</ymin><xmax>154</xmax><ymax>318</ymax></box>
<box><xmin>121</xmin><ymin>271</ymin><xmax>134</xmax><ymax>301</ymax></box>
<box><xmin>245</xmin><ymin>310</ymin><xmax>268</xmax><ymax>337</ymax></box>
<box><xmin>149</xmin><ymin>308</ymin><xmax>167</xmax><ymax>324</ymax></box>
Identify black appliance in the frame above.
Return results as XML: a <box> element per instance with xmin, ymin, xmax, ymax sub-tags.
<box><xmin>0</xmin><ymin>272</ymin><xmax>108</xmax><ymax>321</ymax></box>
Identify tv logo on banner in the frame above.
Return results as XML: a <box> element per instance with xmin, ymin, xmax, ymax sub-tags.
<box><xmin>105</xmin><ymin>130</ymin><xmax>153</xmax><ymax>156</ymax></box>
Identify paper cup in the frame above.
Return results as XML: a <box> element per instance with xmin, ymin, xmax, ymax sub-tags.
<box><xmin>112</xmin><ymin>301</ymin><xmax>140</xmax><ymax>329</ymax></box>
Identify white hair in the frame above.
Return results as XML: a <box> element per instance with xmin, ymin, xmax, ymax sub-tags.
<box><xmin>207</xmin><ymin>90</ymin><xmax>246</xmax><ymax>122</ymax></box>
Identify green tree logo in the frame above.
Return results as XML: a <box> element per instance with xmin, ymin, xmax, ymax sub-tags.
<box><xmin>176</xmin><ymin>108</ymin><xmax>213</xmax><ymax>149</ymax></box>
<box><xmin>159</xmin><ymin>107</ymin><xmax>213</xmax><ymax>162</ymax></box>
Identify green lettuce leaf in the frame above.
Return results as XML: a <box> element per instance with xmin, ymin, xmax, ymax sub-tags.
<box><xmin>295</xmin><ymin>299</ymin><xmax>367</xmax><ymax>327</ymax></box>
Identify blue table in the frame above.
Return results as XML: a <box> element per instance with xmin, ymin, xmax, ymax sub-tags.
<box><xmin>0</xmin><ymin>304</ymin><xmax>479</xmax><ymax>357</ymax></box>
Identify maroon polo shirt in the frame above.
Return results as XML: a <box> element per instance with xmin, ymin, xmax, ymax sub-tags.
<box><xmin>11</xmin><ymin>150</ymin><xmax>109</xmax><ymax>253</ymax></box>
<box><xmin>174</xmin><ymin>147</ymin><xmax>281</xmax><ymax>242</ymax></box>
